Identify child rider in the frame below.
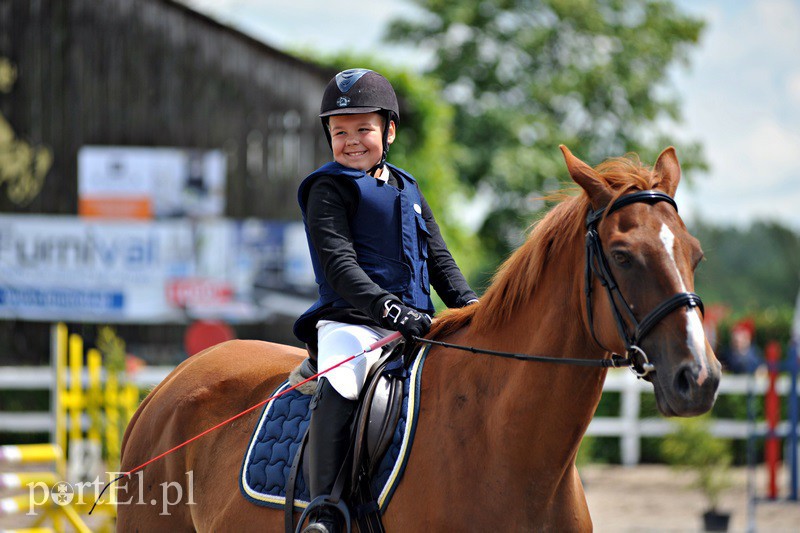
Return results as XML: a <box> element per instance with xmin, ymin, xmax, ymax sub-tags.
<box><xmin>294</xmin><ymin>68</ymin><xmax>478</xmax><ymax>533</ymax></box>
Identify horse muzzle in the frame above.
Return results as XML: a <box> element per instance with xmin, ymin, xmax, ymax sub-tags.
<box><xmin>650</xmin><ymin>346</ymin><xmax>721</xmax><ymax>417</ymax></box>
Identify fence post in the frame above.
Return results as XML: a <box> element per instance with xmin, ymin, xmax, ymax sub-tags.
<box><xmin>621</xmin><ymin>372</ymin><xmax>641</xmax><ymax>466</ymax></box>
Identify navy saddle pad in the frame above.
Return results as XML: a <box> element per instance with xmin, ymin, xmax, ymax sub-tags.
<box><xmin>240</xmin><ymin>346</ymin><xmax>428</xmax><ymax>512</ymax></box>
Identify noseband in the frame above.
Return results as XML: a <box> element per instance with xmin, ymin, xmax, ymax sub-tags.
<box><xmin>584</xmin><ymin>190</ymin><xmax>704</xmax><ymax>377</ymax></box>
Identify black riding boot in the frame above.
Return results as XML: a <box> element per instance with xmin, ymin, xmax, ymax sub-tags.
<box><xmin>302</xmin><ymin>378</ymin><xmax>357</xmax><ymax>533</ymax></box>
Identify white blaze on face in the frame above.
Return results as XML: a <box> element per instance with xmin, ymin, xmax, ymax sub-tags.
<box><xmin>659</xmin><ymin>223</ymin><xmax>709</xmax><ymax>385</ymax></box>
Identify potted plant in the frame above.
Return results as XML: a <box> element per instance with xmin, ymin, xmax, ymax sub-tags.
<box><xmin>661</xmin><ymin>414</ymin><xmax>733</xmax><ymax>532</ymax></box>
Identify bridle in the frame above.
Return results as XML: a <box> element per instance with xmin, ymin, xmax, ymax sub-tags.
<box><xmin>416</xmin><ymin>189</ymin><xmax>704</xmax><ymax>378</ymax></box>
<box><xmin>584</xmin><ymin>190</ymin><xmax>703</xmax><ymax>377</ymax></box>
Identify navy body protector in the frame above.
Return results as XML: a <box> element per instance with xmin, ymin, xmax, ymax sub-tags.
<box><xmin>294</xmin><ymin>162</ymin><xmax>435</xmax><ymax>341</ymax></box>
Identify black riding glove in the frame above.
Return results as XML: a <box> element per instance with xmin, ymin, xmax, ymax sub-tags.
<box><xmin>379</xmin><ymin>298</ymin><xmax>431</xmax><ymax>341</ymax></box>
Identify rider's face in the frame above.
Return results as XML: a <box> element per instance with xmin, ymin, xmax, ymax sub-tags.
<box><xmin>329</xmin><ymin>113</ymin><xmax>395</xmax><ymax>172</ymax></box>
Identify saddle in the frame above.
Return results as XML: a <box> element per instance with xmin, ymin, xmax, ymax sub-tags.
<box><xmin>286</xmin><ymin>342</ymin><xmax>413</xmax><ymax>533</ymax></box>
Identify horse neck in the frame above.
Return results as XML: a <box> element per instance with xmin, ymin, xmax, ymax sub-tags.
<box><xmin>438</xmin><ymin>242</ymin><xmax>607</xmax><ymax>472</ymax></box>
<box><xmin>468</xmin><ymin>237</ymin><xmax>602</xmax><ymax>364</ymax></box>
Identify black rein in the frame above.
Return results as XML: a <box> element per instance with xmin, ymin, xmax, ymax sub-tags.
<box><xmin>413</xmin><ymin>190</ymin><xmax>705</xmax><ymax>378</ymax></box>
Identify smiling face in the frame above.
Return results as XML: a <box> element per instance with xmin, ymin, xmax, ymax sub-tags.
<box><xmin>328</xmin><ymin>112</ymin><xmax>395</xmax><ymax>172</ymax></box>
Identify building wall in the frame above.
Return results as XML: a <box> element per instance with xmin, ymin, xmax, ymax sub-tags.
<box><xmin>0</xmin><ymin>0</ymin><xmax>333</xmax><ymax>218</ymax></box>
<box><xmin>0</xmin><ymin>0</ymin><xmax>334</xmax><ymax>362</ymax></box>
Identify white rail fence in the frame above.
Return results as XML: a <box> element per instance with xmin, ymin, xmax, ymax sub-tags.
<box><xmin>588</xmin><ymin>370</ymin><xmax>795</xmax><ymax>465</ymax></box>
<box><xmin>0</xmin><ymin>366</ymin><xmax>794</xmax><ymax>466</ymax></box>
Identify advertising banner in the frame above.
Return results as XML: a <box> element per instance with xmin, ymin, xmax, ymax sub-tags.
<box><xmin>0</xmin><ymin>215</ymin><xmax>314</xmax><ymax>323</ymax></box>
<box><xmin>78</xmin><ymin>146</ymin><xmax>226</xmax><ymax>219</ymax></box>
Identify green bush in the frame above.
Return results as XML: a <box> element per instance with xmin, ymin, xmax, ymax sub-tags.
<box><xmin>661</xmin><ymin>415</ymin><xmax>733</xmax><ymax>511</ymax></box>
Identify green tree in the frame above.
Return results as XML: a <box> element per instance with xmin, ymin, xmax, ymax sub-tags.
<box><xmin>691</xmin><ymin>220</ymin><xmax>800</xmax><ymax>311</ymax></box>
<box><xmin>661</xmin><ymin>415</ymin><xmax>732</xmax><ymax>511</ymax></box>
<box><xmin>389</xmin><ymin>0</ymin><xmax>708</xmax><ymax>281</ymax></box>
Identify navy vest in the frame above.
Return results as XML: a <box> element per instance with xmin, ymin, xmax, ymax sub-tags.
<box><xmin>295</xmin><ymin>162</ymin><xmax>434</xmax><ymax>335</ymax></box>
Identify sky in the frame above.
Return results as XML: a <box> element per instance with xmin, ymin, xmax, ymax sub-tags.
<box><xmin>181</xmin><ymin>0</ymin><xmax>800</xmax><ymax>232</ymax></box>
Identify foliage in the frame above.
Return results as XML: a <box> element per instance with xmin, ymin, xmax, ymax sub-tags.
<box><xmin>661</xmin><ymin>415</ymin><xmax>733</xmax><ymax>510</ymax></box>
<box><xmin>96</xmin><ymin>325</ymin><xmax>126</xmax><ymax>375</ymax></box>
<box><xmin>715</xmin><ymin>307</ymin><xmax>795</xmax><ymax>352</ymax></box>
<box><xmin>691</xmin><ymin>220</ymin><xmax>800</xmax><ymax>314</ymax></box>
<box><xmin>388</xmin><ymin>0</ymin><xmax>707</xmax><ymax>274</ymax></box>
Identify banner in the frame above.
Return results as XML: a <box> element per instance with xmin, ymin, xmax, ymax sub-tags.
<box><xmin>0</xmin><ymin>215</ymin><xmax>314</xmax><ymax>323</ymax></box>
<box><xmin>78</xmin><ymin>146</ymin><xmax>226</xmax><ymax>219</ymax></box>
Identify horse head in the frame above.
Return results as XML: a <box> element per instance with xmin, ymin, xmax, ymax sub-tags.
<box><xmin>561</xmin><ymin>145</ymin><xmax>720</xmax><ymax>416</ymax></box>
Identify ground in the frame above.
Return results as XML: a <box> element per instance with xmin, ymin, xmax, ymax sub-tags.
<box><xmin>4</xmin><ymin>461</ymin><xmax>800</xmax><ymax>531</ymax></box>
<box><xmin>582</xmin><ymin>464</ymin><xmax>800</xmax><ymax>532</ymax></box>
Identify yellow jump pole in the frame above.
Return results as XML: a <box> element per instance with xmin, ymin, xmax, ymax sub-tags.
<box><xmin>53</xmin><ymin>323</ymin><xmax>68</xmax><ymax>478</ymax></box>
<box><xmin>0</xmin><ymin>471</ymin><xmax>59</xmax><ymax>488</ymax></box>
<box><xmin>0</xmin><ymin>444</ymin><xmax>62</xmax><ymax>464</ymax></box>
<box><xmin>68</xmin><ymin>333</ymin><xmax>84</xmax><ymax>448</ymax></box>
<box><xmin>87</xmin><ymin>348</ymin><xmax>102</xmax><ymax>444</ymax></box>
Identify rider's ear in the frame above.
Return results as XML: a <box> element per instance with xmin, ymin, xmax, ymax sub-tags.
<box><xmin>654</xmin><ymin>146</ymin><xmax>681</xmax><ymax>197</ymax></box>
<box><xmin>560</xmin><ymin>145</ymin><xmax>613</xmax><ymax>211</ymax></box>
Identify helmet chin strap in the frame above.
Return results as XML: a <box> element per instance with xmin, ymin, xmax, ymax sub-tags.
<box><xmin>367</xmin><ymin>154</ymin><xmax>387</xmax><ymax>177</ymax></box>
<box><xmin>367</xmin><ymin>113</ymin><xmax>391</xmax><ymax>176</ymax></box>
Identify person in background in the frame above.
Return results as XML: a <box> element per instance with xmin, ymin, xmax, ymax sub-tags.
<box><xmin>719</xmin><ymin>319</ymin><xmax>763</xmax><ymax>374</ymax></box>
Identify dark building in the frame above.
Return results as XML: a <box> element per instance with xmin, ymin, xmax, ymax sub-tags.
<box><xmin>0</xmin><ymin>0</ymin><xmax>334</xmax><ymax>364</ymax></box>
<box><xmin>0</xmin><ymin>0</ymin><xmax>333</xmax><ymax>217</ymax></box>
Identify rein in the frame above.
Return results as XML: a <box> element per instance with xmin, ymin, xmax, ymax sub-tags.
<box><xmin>412</xmin><ymin>336</ymin><xmax>632</xmax><ymax>368</ymax></box>
<box><xmin>415</xmin><ymin>190</ymin><xmax>704</xmax><ymax>379</ymax></box>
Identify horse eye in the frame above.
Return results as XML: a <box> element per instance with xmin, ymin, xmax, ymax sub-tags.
<box><xmin>693</xmin><ymin>251</ymin><xmax>705</xmax><ymax>270</ymax></box>
<box><xmin>611</xmin><ymin>251</ymin><xmax>630</xmax><ymax>266</ymax></box>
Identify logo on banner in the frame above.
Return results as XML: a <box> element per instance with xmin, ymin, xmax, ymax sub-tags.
<box><xmin>166</xmin><ymin>278</ymin><xmax>233</xmax><ymax>307</ymax></box>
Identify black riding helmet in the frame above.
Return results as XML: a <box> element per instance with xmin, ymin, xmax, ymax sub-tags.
<box><xmin>319</xmin><ymin>69</ymin><xmax>400</xmax><ymax>174</ymax></box>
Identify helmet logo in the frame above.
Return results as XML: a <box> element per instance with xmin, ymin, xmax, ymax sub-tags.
<box><xmin>336</xmin><ymin>68</ymin><xmax>371</xmax><ymax>93</ymax></box>
<box><xmin>336</xmin><ymin>96</ymin><xmax>350</xmax><ymax>108</ymax></box>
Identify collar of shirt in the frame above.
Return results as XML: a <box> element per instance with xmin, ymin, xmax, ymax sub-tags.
<box><xmin>374</xmin><ymin>167</ymin><xmax>389</xmax><ymax>183</ymax></box>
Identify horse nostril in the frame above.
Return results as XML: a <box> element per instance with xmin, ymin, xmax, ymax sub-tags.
<box><xmin>674</xmin><ymin>365</ymin><xmax>694</xmax><ymax>397</ymax></box>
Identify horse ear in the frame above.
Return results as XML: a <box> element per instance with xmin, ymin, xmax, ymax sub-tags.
<box><xmin>654</xmin><ymin>146</ymin><xmax>681</xmax><ymax>197</ymax></box>
<box><xmin>559</xmin><ymin>145</ymin><xmax>612</xmax><ymax>210</ymax></box>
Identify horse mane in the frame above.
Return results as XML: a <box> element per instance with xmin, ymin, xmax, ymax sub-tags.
<box><xmin>429</xmin><ymin>153</ymin><xmax>665</xmax><ymax>339</ymax></box>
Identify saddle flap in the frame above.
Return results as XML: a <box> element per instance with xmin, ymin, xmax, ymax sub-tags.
<box><xmin>350</xmin><ymin>349</ymin><xmax>407</xmax><ymax>486</ymax></box>
<box><xmin>366</xmin><ymin>373</ymin><xmax>405</xmax><ymax>472</ymax></box>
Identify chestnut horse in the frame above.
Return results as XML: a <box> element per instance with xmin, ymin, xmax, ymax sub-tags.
<box><xmin>117</xmin><ymin>146</ymin><xmax>720</xmax><ymax>531</ymax></box>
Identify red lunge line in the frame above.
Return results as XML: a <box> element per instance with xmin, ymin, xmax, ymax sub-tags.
<box><xmin>125</xmin><ymin>330</ymin><xmax>401</xmax><ymax>476</ymax></box>
<box><xmin>89</xmin><ymin>331</ymin><xmax>402</xmax><ymax>514</ymax></box>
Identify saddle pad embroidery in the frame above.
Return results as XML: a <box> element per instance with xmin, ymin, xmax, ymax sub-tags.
<box><xmin>239</xmin><ymin>346</ymin><xmax>429</xmax><ymax>511</ymax></box>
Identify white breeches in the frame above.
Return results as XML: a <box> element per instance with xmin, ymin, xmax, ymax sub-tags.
<box><xmin>316</xmin><ymin>321</ymin><xmax>397</xmax><ymax>400</ymax></box>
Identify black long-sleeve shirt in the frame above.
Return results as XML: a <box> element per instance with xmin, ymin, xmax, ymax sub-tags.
<box><xmin>296</xmin><ymin>169</ymin><xmax>476</xmax><ymax>342</ymax></box>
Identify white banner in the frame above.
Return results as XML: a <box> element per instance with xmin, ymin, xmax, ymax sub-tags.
<box><xmin>0</xmin><ymin>215</ymin><xmax>315</xmax><ymax>323</ymax></box>
<box><xmin>78</xmin><ymin>146</ymin><xmax>226</xmax><ymax>219</ymax></box>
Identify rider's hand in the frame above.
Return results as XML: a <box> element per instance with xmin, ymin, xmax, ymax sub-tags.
<box><xmin>379</xmin><ymin>298</ymin><xmax>431</xmax><ymax>341</ymax></box>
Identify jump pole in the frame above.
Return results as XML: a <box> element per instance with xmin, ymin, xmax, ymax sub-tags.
<box><xmin>765</xmin><ymin>341</ymin><xmax>781</xmax><ymax>500</ymax></box>
<box><xmin>788</xmin><ymin>342</ymin><xmax>798</xmax><ymax>501</ymax></box>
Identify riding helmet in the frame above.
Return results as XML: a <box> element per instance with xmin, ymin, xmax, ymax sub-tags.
<box><xmin>319</xmin><ymin>68</ymin><xmax>399</xmax><ymax>124</ymax></box>
<box><xmin>319</xmin><ymin>69</ymin><xmax>399</xmax><ymax>172</ymax></box>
